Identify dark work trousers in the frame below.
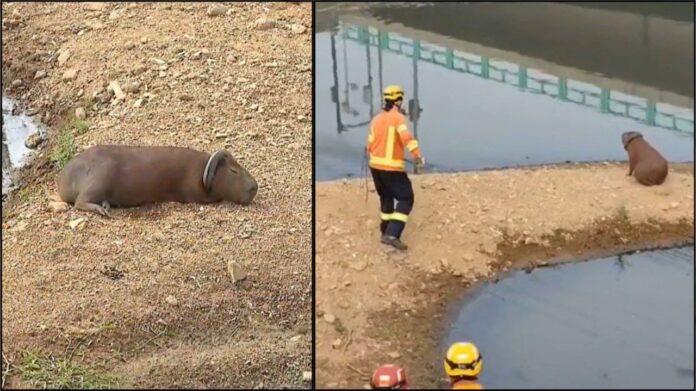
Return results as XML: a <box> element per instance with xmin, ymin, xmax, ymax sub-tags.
<box><xmin>370</xmin><ymin>167</ymin><xmax>414</xmax><ymax>239</ymax></box>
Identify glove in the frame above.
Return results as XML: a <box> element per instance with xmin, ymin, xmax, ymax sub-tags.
<box><xmin>415</xmin><ymin>157</ymin><xmax>425</xmax><ymax>167</ymax></box>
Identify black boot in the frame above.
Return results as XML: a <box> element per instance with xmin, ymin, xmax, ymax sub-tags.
<box><xmin>380</xmin><ymin>221</ymin><xmax>389</xmax><ymax>235</ymax></box>
<box><xmin>381</xmin><ymin>235</ymin><xmax>408</xmax><ymax>251</ymax></box>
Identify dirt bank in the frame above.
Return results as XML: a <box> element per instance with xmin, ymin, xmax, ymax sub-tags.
<box><xmin>315</xmin><ymin>162</ymin><xmax>694</xmax><ymax>389</ymax></box>
<box><xmin>2</xmin><ymin>2</ymin><xmax>311</xmax><ymax>388</ymax></box>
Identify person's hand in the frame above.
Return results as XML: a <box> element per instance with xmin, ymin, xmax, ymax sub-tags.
<box><xmin>415</xmin><ymin>157</ymin><xmax>425</xmax><ymax>167</ymax></box>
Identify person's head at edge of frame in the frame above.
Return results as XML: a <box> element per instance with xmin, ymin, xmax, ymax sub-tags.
<box><xmin>370</xmin><ymin>364</ymin><xmax>409</xmax><ymax>389</ymax></box>
<box><xmin>445</xmin><ymin>342</ymin><xmax>484</xmax><ymax>389</ymax></box>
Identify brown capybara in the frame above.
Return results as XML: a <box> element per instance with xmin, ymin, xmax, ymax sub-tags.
<box><xmin>621</xmin><ymin>131</ymin><xmax>668</xmax><ymax>186</ymax></box>
<box><xmin>57</xmin><ymin>145</ymin><xmax>258</xmax><ymax>217</ymax></box>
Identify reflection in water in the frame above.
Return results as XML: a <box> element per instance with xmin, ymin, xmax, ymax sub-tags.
<box><xmin>443</xmin><ymin>247</ymin><xmax>694</xmax><ymax>389</ymax></box>
<box><xmin>315</xmin><ymin>3</ymin><xmax>694</xmax><ymax>181</ymax></box>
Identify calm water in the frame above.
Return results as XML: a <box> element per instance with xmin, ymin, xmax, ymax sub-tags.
<box><xmin>442</xmin><ymin>247</ymin><xmax>694</xmax><ymax>389</ymax></box>
<box><xmin>315</xmin><ymin>2</ymin><xmax>694</xmax><ymax>180</ymax></box>
<box><xmin>2</xmin><ymin>96</ymin><xmax>41</xmax><ymax>196</ymax></box>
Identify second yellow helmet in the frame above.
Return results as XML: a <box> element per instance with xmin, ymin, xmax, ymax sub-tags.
<box><xmin>444</xmin><ymin>342</ymin><xmax>483</xmax><ymax>378</ymax></box>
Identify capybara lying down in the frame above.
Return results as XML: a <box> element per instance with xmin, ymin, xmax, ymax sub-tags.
<box><xmin>57</xmin><ymin>145</ymin><xmax>258</xmax><ymax>216</ymax></box>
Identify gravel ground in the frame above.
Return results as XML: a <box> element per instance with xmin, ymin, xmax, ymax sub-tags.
<box><xmin>2</xmin><ymin>2</ymin><xmax>311</xmax><ymax>388</ymax></box>
<box><xmin>315</xmin><ymin>162</ymin><xmax>694</xmax><ymax>389</ymax></box>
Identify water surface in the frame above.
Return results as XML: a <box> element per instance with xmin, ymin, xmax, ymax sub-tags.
<box><xmin>442</xmin><ymin>247</ymin><xmax>694</xmax><ymax>389</ymax></box>
<box><xmin>2</xmin><ymin>96</ymin><xmax>42</xmax><ymax>196</ymax></box>
<box><xmin>315</xmin><ymin>2</ymin><xmax>694</xmax><ymax>180</ymax></box>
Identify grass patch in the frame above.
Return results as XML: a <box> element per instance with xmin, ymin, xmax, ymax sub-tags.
<box><xmin>50</xmin><ymin>130</ymin><xmax>76</xmax><ymax>169</ymax></box>
<box><xmin>72</xmin><ymin>119</ymin><xmax>90</xmax><ymax>136</ymax></box>
<box><xmin>18</xmin><ymin>351</ymin><xmax>118</xmax><ymax>389</ymax></box>
<box><xmin>16</xmin><ymin>187</ymin><xmax>32</xmax><ymax>204</ymax></box>
<box><xmin>616</xmin><ymin>204</ymin><xmax>629</xmax><ymax>223</ymax></box>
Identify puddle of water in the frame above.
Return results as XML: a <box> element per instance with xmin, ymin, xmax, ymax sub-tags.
<box><xmin>442</xmin><ymin>247</ymin><xmax>694</xmax><ymax>389</ymax></box>
<box><xmin>315</xmin><ymin>3</ymin><xmax>694</xmax><ymax>180</ymax></box>
<box><xmin>2</xmin><ymin>96</ymin><xmax>43</xmax><ymax>196</ymax></box>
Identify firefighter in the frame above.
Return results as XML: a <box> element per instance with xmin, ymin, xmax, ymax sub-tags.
<box><xmin>444</xmin><ymin>342</ymin><xmax>484</xmax><ymax>389</ymax></box>
<box><xmin>370</xmin><ymin>364</ymin><xmax>409</xmax><ymax>389</ymax></box>
<box><xmin>366</xmin><ymin>85</ymin><xmax>424</xmax><ymax>251</ymax></box>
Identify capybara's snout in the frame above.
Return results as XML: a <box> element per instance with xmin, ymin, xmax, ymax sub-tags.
<box><xmin>240</xmin><ymin>176</ymin><xmax>258</xmax><ymax>205</ymax></box>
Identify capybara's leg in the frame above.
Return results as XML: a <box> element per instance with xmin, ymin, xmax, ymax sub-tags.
<box><xmin>75</xmin><ymin>192</ymin><xmax>111</xmax><ymax>217</ymax></box>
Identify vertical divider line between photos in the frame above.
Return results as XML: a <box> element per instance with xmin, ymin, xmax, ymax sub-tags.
<box><xmin>310</xmin><ymin>0</ymin><xmax>317</xmax><ymax>389</ymax></box>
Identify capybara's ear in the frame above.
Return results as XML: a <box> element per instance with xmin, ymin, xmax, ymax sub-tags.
<box><xmin>203</xmin><ymin>150</ymin><xmax>226</xmax><ymax>193</ymax></box>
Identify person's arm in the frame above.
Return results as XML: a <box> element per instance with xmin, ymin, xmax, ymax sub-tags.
<box><xmin>396</xmin><ymin>122</ymin><xmax>421</xmax><ymax>159</ymax></box>
<box><xmin>367</xmin><ymin>124</ymin><xmax>375</xmax><ymax>153</ymax></box>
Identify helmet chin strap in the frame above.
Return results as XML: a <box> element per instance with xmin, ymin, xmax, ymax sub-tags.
<box><xmin>203</xmin><ymin>150</ymin><xmax>225</xmax><ymax>194</ymax></box>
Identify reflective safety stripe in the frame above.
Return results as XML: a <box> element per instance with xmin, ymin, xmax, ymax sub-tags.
<box><xmin>385</xmin><ymin>126</ymin><xmax>396</xmax><ymax>160</ymax></box>
<box><xmin>397</xmin><ymin>124</ymin><xmax>409</xmax><ymax>134</ymax></box>
<box><xmin>369</xmin><ymin>156</ymin><xmax>406</xmax><ymax>170</ymax></box>
<box><xmin>380</xmin><ymin>213</ymin><xmax>392</xmax><ymax>221</ymax></box>
<box><xmin>368</xmin><ymin>126</ymin><xmax>375</xmax><ymax>144</ymax></box>
<box><xmin>391</xmin><ymin>212</ymin><xmax>408</xmax><ymax>222</ymax></box>
<box><xmin>406</xmin><ymin>139</ymin><xmax>419</xmax><ymax>152</ymax></box>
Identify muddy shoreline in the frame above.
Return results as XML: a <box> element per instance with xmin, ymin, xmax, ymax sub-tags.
<box><xmin>315</xmin><ymin>163</ymin><xmax>694</xmax><ymax>389</ymax></box>
<box><xmin>358</xmin><ymin>220</ymin><xmax>694</xmax><ymax>389</ymax></box>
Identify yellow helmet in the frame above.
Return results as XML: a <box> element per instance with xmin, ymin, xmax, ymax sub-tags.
<box><xmin>444</xmin><ymin>342</ymin><xmax>483</xmax><ymax>378</ymax></box>
<box><xmin>383</xmin><ymin>85</ymin><xmax>405</xmax><ymax>101</ymax></box>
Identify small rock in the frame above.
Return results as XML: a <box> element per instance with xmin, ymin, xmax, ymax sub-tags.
<box><xmin>323</xmin><ymin>313</ymin><xmax>336</xmax><ymax>323</ymax></box>
<box><xmin>152</xmin><ymin>58</ymin><xmax>166</xmax><ymax>66</ymax></box>
<box><xmin>34</xmin><ymin>70</ymin><xmax>47</xmax><ymax>80</ymax></box>
<box><xmin>84</xmin><ymin>2</ymin><xmax>106</xmax><ymax>12</ymax></box>
<box><xmin>75</xmin><ymin>107</ymin><xmax>86</xmax><ymax>119</ymax></box>
<box><xmin>290</xmin><ymin>24</ymin><xmax>306</xmax><ymax>34</ymax></box>
<box><xmin>25</xmin><ymin>133</ymin><xmax>44</xmax><ymax>149</ymax></box>
<box><xmin>388</xmin><ymin>351</ymin><xmax>401</xmax><ymax>359</ymax></box>
<box><xmin>331</xmin><ymin>338</ymin><xmax>342</xmax><ymax>349</ymax></box>
<box><xmin>62</xmin><ymin>68</ymin><xmax>78</xmax><ymax>81</ymax></box>
<box><xmin>302</xmin><ymin>371</ymin><xmax>312</xmax><ymax>382</ymax></box>
<box><xmin>255</xmin><ymin>17</ymin><xmax>277</xmax><ymax>30</ymax></box>
<box><xmin>108</xmin><ymin>81</ymin><xmax>125</xmax><ymax>100</ymax></box>
<box><xmin>11</xmin><ymin>79</ymin><xmax>22</xmax><ymax>88</ymax></box>
<box><xmin>351</xmin><ymin>259</ymin><xmax>368</xmax><ymax>271</ymax></box>
<box><xmin>68</xmin><ymin>217</ymin><xmax>86</xmax><ymax>230</ymax></box>
<box><xmin>48</xmin><ymin>201</ymin><xmax>69</xmax><ymax>212</ymax></box>
<box><xmin>290</xmin><ymin>335</ymin><xmax>302</xmax><ymax>342</ymax></box>
<box><xmin>58</xmin><ymin>49</ymin><xmax>71</xmax><ymax>66</ymax></box>
<box><xmin>670</xmin><ymin>202</ymin><xmax>679</xmax><ymax>209</ymax></box>
<box><xmin>122</xmin><ymin>82</ymin><xmax>140</xmax><ymax>93</ymax></box>
<box><xmin>440</xmin><ymin>259</ymin><xmax>449</xmax><ymax>268</ymax></box>
<box><xmin>11</xmin><ymin>221</ymin><xmax>28</xmax><ymax>232</ymax></box>
<box><xmin>133</xmin><ymin>98</ymin><xmax>144</xmax><ymax>108</ymax></box>
<box><xmin>207</xmin><ymin>5</ymin><xmax>227</xmax><ymax>16</ymax></box>
<box><xmin>179</xmin><ymin>94</ymin><xmax>194</xmax><ymax>101</ymax></box>
<box><xmin>165</xmin><ymin>295</ymin><xmax>178</xmax><ymax>306</ymax></box>
<box><xmin>227</xmin><ymin>261</ymin><xmax>247</xmax><ymax>283</ymax></box>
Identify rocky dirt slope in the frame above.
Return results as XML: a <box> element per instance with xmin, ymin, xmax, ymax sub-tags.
<box><xmin>2</xmin><ymin>2</ymin><xmax>311</xmax><ymax>388</ymax></box>
<box><xmin>315</xmin><ymin>162</ymin><xmax>694</xmax><ymax>389</ymax></box>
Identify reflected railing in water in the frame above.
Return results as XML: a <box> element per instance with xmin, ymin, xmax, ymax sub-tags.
<box><xmin>330</xmin><ymin>22</ymin><xmax>694</xmax><ymax>135</ymax></box>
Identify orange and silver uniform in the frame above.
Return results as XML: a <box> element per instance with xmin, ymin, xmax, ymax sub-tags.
<box><xmin>367</xmin><ymin>108</ymin><xmax>422</xmax><ymax>172</ymax></box>
<box><xmin>367</xmin><ymin>104</ymin><xmax>421</xmax><ymax>239</ymax></box>
<box><xmin>451</xmin><ymin>380</ymin><xmax>484</xmax><ymax>389</ymax></box>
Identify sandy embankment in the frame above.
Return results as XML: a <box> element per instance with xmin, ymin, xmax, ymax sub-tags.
<box><xmin>2</xmin><ymin>2</ymin><xmax>311</xmax><ymax>389</ymax></box>
<box><xmin>315</xmin><ymin>162</ymin><xmax>694</xmax><ymax>389</ymax></box>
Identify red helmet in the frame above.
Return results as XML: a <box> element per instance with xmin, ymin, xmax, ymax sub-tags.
<box><xmin>370</xmin><ymin>364</ymin><xmax>409</xmax><ymax>389</ymax></box>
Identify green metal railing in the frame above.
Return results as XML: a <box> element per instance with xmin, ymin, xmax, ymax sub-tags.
<box><xmin>344</xmin><ymin>25</ymin><xmax>694</xmax><ymax>135</ymax></box>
